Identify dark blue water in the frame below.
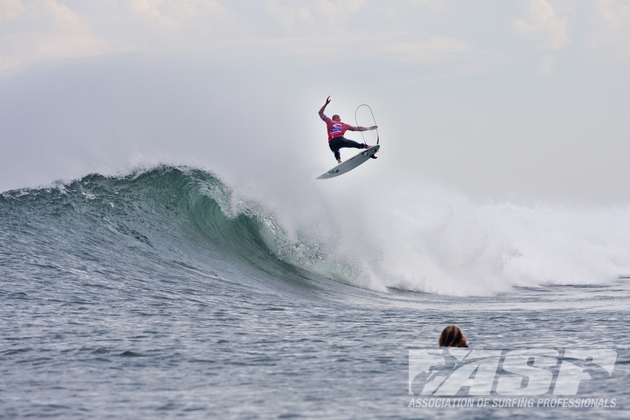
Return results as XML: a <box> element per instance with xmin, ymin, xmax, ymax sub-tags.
<box><xmin>1</xmin><ymin>166</ymin><xmax>628</xmax><ymax>419</ymax></box>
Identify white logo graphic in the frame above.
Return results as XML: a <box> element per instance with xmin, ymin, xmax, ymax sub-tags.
<box><xmin>409</xmin><ymin>349</ymin><xmax>617</xmax><ymax>396</ymax></box>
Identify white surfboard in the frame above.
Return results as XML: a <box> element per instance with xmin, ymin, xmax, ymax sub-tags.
<box><xmin>316</xmin><ymin>145</ymin><xmax>380</xmax><ymax>179</ymax></box>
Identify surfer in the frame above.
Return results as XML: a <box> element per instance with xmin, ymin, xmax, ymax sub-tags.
<box><xmin>318</xmin><ymin>96</ymin><xmax>378</xmax><ymax>164</ymax></box>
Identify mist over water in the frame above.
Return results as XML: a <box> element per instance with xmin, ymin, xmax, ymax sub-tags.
<box><xmin>2</xmin><ymin>54</ymin><xmax>630</xmax><ymax>206</ymax></box>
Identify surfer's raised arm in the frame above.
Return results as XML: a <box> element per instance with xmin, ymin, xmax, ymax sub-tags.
<box><xmin>318</xmin><ymin>96</ymin><xmax>331</xmax><ymax>117</ymax></box>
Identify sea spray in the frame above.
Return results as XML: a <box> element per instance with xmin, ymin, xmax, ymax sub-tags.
<box><xmin>230</xmin><ymin>174</ymin><xmax>630</xmax><ymax>296</ymax></box>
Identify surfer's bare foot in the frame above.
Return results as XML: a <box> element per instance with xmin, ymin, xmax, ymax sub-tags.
<box><xmin>365</xmin><ymin>145</ymin><xmax>372</xmax><ymax>149</ymax></box>
<box><xmin>337</xmin><ymin>159</ymin><xmax>342</xmax><ymax>164</ymax></box>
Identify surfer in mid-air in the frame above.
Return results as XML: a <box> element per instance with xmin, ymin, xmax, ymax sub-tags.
<box><xmin>319</xmin><ymin>96</ymin><xmax>378</xmax><ymax>164</ymax></box>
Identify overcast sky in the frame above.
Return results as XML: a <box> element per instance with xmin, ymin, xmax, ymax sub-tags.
<box><xmin>1</xmin><ymin>0</ymin><xmax>629</xmax><ymax>205</ymax></box>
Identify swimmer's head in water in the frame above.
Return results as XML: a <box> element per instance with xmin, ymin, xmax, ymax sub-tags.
<box><xmin>439</xmin><ymin>325</ymin><xmax>468</xmax><ymax>347</ymax></box>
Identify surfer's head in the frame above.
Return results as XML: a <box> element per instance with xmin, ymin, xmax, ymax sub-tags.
<box><xmin>439</xmin><ymin>325</ymin><xmax>468</xmax><ymax>347</ymax></box>
<box><xmin>332</xmin><ymin>114</ymin><xmax>341</xmax><ymax>121</ymax></box>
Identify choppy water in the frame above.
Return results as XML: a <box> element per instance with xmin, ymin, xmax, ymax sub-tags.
<box><xmin>1</xmin><ymin>166</ymin><xmax>629</xmax><ymax>419</ymax></box>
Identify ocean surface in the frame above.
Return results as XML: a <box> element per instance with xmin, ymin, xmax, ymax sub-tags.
<box><xmin>1</xmin><ymin>165</ymin><xmax>629</xmax><ymax>419</ymax></box>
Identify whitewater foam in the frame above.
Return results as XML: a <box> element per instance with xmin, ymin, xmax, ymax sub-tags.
<box><xmin>218</xmin><ymin>170</ymin><xmax>630</xmax><ymax>296</ymax></box>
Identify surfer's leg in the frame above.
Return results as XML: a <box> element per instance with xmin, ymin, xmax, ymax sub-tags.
<box><xmin>329</xmin><ymin>137</ymin><xmax>343</xmax><ymax>162</ymax></box>
<box><xmin>338</xmin><ymin>138</ymin><xmax>366</xmax><ymax>150</ymax></box>
<box><xmin>329</xmin><ymin>137</ymin><xmax>368</xmax><ymax>163</ymax></box>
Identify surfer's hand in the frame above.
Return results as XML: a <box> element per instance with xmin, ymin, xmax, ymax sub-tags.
<box><xmin>371</xmin><ymin>125</ymin><xmax>378</xmax><ymax>130</ymax></box>
<box><xmin>319</xmin><ymin>96</ymin><xmax>331</xmax><ymax>116</ymax></box>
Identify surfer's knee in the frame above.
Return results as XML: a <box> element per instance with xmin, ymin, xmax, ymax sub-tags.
<box><xmin>439</xmin><ymin>325</ymin><xmax>468</xmax><ymax>347</ymax></box>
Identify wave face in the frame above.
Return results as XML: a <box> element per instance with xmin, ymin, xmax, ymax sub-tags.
<box><xmin>0</xmin><ymin>166</ymin><xmax>319</xmax><ymax>300</ymax></box>
<box><xmin>2</xmin><ymin>165</ymin><xmax>629</xmax><ymax>297</ymax></box>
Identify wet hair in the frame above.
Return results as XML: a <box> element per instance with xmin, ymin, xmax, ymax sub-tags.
<box><xmin>439</xmin><ymin>325</ymin><xmax>468</xmax><ymax>347</ymax></box>
<box><xmin>332</xmin><ymin>114</ymin><xmax>340</xmax><ymax>121</ymax></box>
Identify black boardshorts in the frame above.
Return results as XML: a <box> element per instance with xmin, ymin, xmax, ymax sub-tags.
<box><xmin>328</xmin><ymin>136</ymin><xmax>367</xmax><ymax>161</ymax></box>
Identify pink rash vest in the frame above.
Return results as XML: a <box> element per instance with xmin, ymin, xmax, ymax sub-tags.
<box><xmin>321</xmin><ymin>114</ymin><xmax>357</xmax><ymax>142</ymax></box>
